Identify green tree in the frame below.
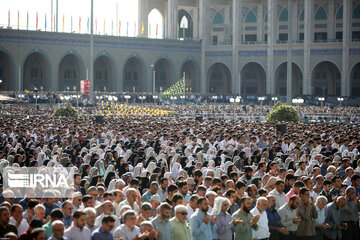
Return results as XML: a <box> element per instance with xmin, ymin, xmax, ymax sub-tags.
<box><xmin>53</xmin><ymin>104</ymin><xmax>79</xmax><ymax>117</ymax></box>
<box><xmin>266</xmin><ymin>104</ymin><xmax>301</xmax><ymax>123</ymax></box>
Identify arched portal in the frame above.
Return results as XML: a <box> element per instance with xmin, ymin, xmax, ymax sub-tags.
<box><xmin>240</xmin><ymin>62</ymin><xmax>266</xmax><ymax>96</ymax></box>
<box><xmin>123</xmin><ymin>57</ymin><xmax>146</xmax><ymax>92</ymax></box>
<box><xmin>207</xmin><ymin>63</ymin><xmax>231</xmax><ymax>93</ymax></box>
<box><xmin>23</xmin><ymin>52</ymin><xmax>50</xmax><ymax>91</ymax></box>
<box><xmin>59</xmin><ymin>54</ymin><xmax>84</xmax><ymax>91</ymax></box>
<box><xmin>94</xmin><ymin>55</ymin><xmax>115</xmax><ymax>92</ymax></box>
<box><xmin>0</xmin><ymin>51</ymin><xmax>14</xmax><ymax>90</ymax></box>
<box><xmin>154</xmin><ymin>58</ymin><xmax>174</xmax><ymax>92</ymax></box>
<box><xmin>178</xmin><ymin>9</ymin><xmax>193</xmax><ymax>39</ymax></box>
<box><xmin>274</xmin><ymin>62</ymin><xmax>303</xmax><ymax>96</ymax></box>
<box><xmin>180</xmin><ymin>60</ymin><xmax>199</xmax><ymax>93</ymax></box>
<box><xmin>311</xmin><ymin>61</ymin><xmax>341</xmax><ymax>96</ymax></box>
<box><xmin>350</xmin><ymin>62</ymin><xmax>360</xmax><ymax>97</ymax></box>
<box><xmin>148</xmin><ymin>9</ymin><xmax>164</xmax><ymax>39</ymax></box>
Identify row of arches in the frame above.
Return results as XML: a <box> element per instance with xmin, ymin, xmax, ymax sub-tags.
<box><xmin>1</xmin><ymin>49</ymin><xmax>359</xmax><ymax>96</ymax></box>
<box><xmin>207</xmin><ymin>61</ymin><xmax>360</xmax><ymax>97</ymax></box>
<box><xmin>0</xmin><ymin>49</ymin><xmax>199</xmax><ymax>93</ymax></box>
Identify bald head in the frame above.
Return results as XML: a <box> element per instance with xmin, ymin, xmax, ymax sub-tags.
<box><xmin>335</xmin><ymin>196</ymin><xmax>346</xmax><ymax>208</ymax></box>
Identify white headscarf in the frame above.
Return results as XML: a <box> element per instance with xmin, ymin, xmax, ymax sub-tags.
<box><xmin>171</xmin><ymin>162</ymin><xmax>181</xmax><ymax>181</ymax></box>
<box><xmin>146</xmin><ymin>162</ymin><xmax>157</xmax><ymax>174</ymax></box>
<box><xmin>37</xmin><ymin>152</ymin><xmax>46</xmax><ymax>166</ymax></box>
<box><xmin>212</xmin><ymin>197</ymin><xmax>230</xmax><ymax>216</ymax></box>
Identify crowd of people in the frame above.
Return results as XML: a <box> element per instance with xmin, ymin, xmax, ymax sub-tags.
<box><xmin>0</xmin><ymin>104</ymin><xmax>359</xmax><ymax>240</ymax></box>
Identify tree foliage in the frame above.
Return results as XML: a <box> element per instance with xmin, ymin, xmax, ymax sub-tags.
<box><xmin>266</xmin><ymin>103</ymin><xmax>301</xmax><ymax>123</ymax></box>
<box><xmin>53</xmin><ymin>104</ymin><xmax>79</xmax><ymax>117</ymax></box>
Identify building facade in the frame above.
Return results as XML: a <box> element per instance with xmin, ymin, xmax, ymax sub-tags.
<box><xmin>0</xmin><ymin>0</ymin><xmax>360</xmax><ymax>99</ymax></box>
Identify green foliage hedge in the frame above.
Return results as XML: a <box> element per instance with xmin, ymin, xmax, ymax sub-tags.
<box><xmin>53</xmin><ymin>105</ymin><xmax>79</xmax><ymax>117</ymax></box>
<box><xmin>266</xmin><ymin>102</ymin><xmax>301</xmax><ymax>123</ymax></box>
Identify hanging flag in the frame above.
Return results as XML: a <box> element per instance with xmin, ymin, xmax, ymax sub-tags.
<box><xmin>111</xmin><ymin>20</ymin><xmax>113</xmax><ymax>35</ymax></box>
<box><xmin>126</xmin><ymin>21</ymin><xmax>129</xmax><ymax>36</ymax></box>
<box><xmin>79</xmin><ymin>16</ymin><xmax>81</xmax><ymax>32</ymax></box>
<box><xmin>177</xmin><ymin>24</ymin><xmax>179</xmax><ymax>37</ymax></box>
<box><xmin>148</xmin><ymin>23</ymin><xmax>151</xmax><ymax>36</ymax></box>
<box><xmin>17</xmin><ymin>10</ymin><xmax>20</xmax><ymax>29</ymax></box>
<box><xmin>8</xmin><ymin>10</ymin><xmax>10</xmax><ymax>27</ymax></box>
<box><xmin>156</xmin><ymin>23</ymin><xmax>158</xmax><ymax>37</ymax></box>
<box><xmin>134</xmin><ymin>22</ymin><xmax>136</xmax><ymax>36</ymax></box>
<box><xmin>119</xmin><ymin>20</ymin><xmax>121</xmax><ymax>35</ymax></box>
<box><xmin>45</xmin><ymin>13</ymin><xmax>47</xmax><ymax>31</ymax></box>
<box><xmin>62</xmin><ymin>15</ymin><xmax>65</xmax><ymax>31</ymax></box>
<box><xmin>54</xmin><ymin>14</ymin><xmax>55</xmax><ymax>31</ymax></box>
<box><xmin>163</xmin><ymin>23</ymin><xmax>165</xmax><ymax>38</ymax></box>
<box><xmin>95</xmin><ymin>18</ymin><xmax>98</xmax><ymax>34</ymax></box>
<box><xmin>103</xmin><ymin>18</ymin><xmax>105</xmax><ymax>34</ymax></box>
<box><xmin>183</xmin><ymin>27</ymin><xmax>185</xmax><ymax>39</ymax></box>
<box><xmin>87</xmin><ymin>17</ymin><xmax>89</xmax><ymax>33</ymax></box>
<box><xmin>71</xmin><ymin>15</ymin><xmax>73</xmax><ymax>32</ymax></box>
<box><xmin>170</xmin><ymin>24</ymin><xmax>173</xmax><ymax>37</ymax></box>
<box><xmin>27</xmin><ymin>11</ymin><xmax>29</xmax><ymax>30</ymax></box>
<box><xmin>36</xmin><ymin>12</ymin><xmax>38</xmax><ymax>30</ymax></box>
<box><xmin>141</xmin><ymin>21</ymin><xmax>144</xmax><ymax>35</ymax></box>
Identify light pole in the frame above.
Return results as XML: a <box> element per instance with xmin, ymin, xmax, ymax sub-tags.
<box><xmin>212</xmin><ymin>96</ymin><xmax>218</xmax><ymax>104</ymax></box>
<box><xmin>271</xmin><ymin>96</ymin><xmax>278</xmax><ymax>105</ymax></box>
<box><xmin>34</xmin><ymin>95</ymin><xmax>40</xmax><ymax>106</ymax></box>
<box><xmin>73</xmin><ymin>94</ymin><xmax>80</xmax><ymax>107</ymax></box>
<box><xmin>337</xmin><ymin>97</ymin><xmax>344</xmax><ymax>107</ymax></box>
<box><xmin>318</xmin><ymin>97</ymin><xmax>325</xmax><ymax>106</ymax></box>
<box><xmin>139</xmin><ymin>96</ymin><xmax>146</xmax><ymax>108</ymax></box>
<box><xmin>151</xmin><ymin>64</ymin><xmax>155</xmax><ymax>95</ymax></box>
<box><xmin>180</xmin><ymin>95</ymin><xmax>185</xmax><ymax>105</ymax></box>
<box><xmin>153</xmin><ymin>95</ymin><xmax>158</xmax><ymax>105</ymax></box>
<box><xmin>170</xmin><ymin>96</ymin><xmax>177</xmax><ymax>105</ymax></box>
<box><xmin>258</xmin><ymin>96</ymin><xmax>265</xmax><ymax>106</ymax></box>
<box><xmin>124</xmin><ymin>95</ymin><xmax>131</xmax><ymax>104</ymax></box>
<box><xmin>230</xmin><ymin>97</ymin><xmax>235</xmax><ymax>119</ymax></box>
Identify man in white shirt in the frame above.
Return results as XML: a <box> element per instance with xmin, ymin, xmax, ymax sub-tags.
<box><xmin>117</xmin><ymin>188</ymin><xmax>140</xmax><ymax>217</ymax></box>
<box><xmin>94</xmin><ymin>201</ymin><xmax>120</xmax><ymax>233</ymax></box>
<box><xmin>250</xmin><ymin>197</ymin><xmax>270</xmax><ymax>240</ymax></box>
<box><xmin>269</xmin><ymin>180</ymin><xmax>287</xmax><ymax>211</ymax></box>
<box><xmin>113</xmin><ymin>210</ymin><xmax>150</xmax><ymax>240</ymax></box>
<box><xmin>64</xmin><ymin>210</ymin><xmax>91</xmax><ymax>240</ymax></box>
<box><xmin>186</xmin><ymin>195</ymin><xmax>198</xmax><ymax>220</ymax></box>
<box><xmin>9</xmin><ymin>204</ymin><xmax>29</xmax><ymax>235</ymax></box>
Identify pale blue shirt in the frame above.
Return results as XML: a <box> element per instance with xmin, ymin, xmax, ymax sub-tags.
<box><xmin>189</xmin><ymin>210</ymin><xmax>217</xmax><ymax>240</ymax></box>
<box><xmin>314</xmin><ymin>205</ymin><xmax>326</xmax><ymax>225</ymax></box>
<box><xmin>151</xmin><ymin>216</ymin><xmax>173</xmax><ymax>240</ymax></box>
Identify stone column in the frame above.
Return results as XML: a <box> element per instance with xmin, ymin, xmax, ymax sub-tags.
<box><xmin>138</xmin><ymin>0</ymin><xmax>148</xmax><ymax>37</ymax></box>
<box><xmin>200</xmin><ymin>0</ymin><xmax>209</xmax><ymax>93</ymax></box>
<box><xmin>232</xmin><ymin>0</ymin><xmax>242</xmax><ymax>95</ymax></box>
<box><xmin>167</xmin><ymin>0</ymin><xmax>178</xmax><ymax>39</ymax></box>
<box><xmin>287</xmin><ymin>0</ymin><xmax>293</xmax><ymax>104</ymax></box>
<box><xmin>267</xmin><ymin>0</ymin><xmax>277</xmax><ymax>95</ymax></box>
<box><xmin>303</xmin><ymin>0</ymin><xmax>313</xmax><ymax>95</ymax></box>
<box><xmin>328</xmin><ymin>0</ymin><xmax>335</xmax><ymax>40</ymax></box>
<box><xmin>292</xmin><ymin>0</ymin><xmax>298</xmax><ymax>40</ymax></box>
<box><xmin>257</xmin><ymin>4</ymin><xmax>264</xmax><ymax>42</ymax></box>
<box><xmin>342</xmin><ymin>0</ymin><xmax>351</xmax><ymax>96</ymax></box>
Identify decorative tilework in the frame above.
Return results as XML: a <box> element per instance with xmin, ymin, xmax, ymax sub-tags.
<box><xmin>350</xmin><ymin>49</ymin><xmax>360</xmax><ymax>54</ymax></box>
<box><xmin>205</xmin><ymin>51</ymin><xmax>232</xmax><ymax>56</ymax></box>
<box><xmin>0</xmin><ymin>34</ymin><xmax>201</xmax><ymax>52</ymax></box>
<box><xmin>274</xmin><ymin>50</ymin><xmax>304</xmax><ymax>55</ymax></box>
<box><xmin>279</xmin><ymin>25</ymin><xmax>288</xmax><ymax>30</ymax></box>
<box><xmin>213</xmin><ymin>28</ymin><xmax>224</xmax><ymax>32</ymax></box>
<box><xmin>300</xmin><ymin>25</ymin><xmax>304</xmax><ymax>29</ymax></box>
<box><xmin>315</xmin><ymin>24</ymin><xmax>327</xmax><ymax>28</ymax></box>
<box><xmin>353</xmin><ymin>23</ymin><xmax>360</xmax><ymax>27</ymax></box>
<box><xmin>311</xmin><ymin>49</ymin><xmax>341</xmax><ymax>55</ymax></box>
<box><xmin>336</xmin><ymin>23</ymin><xmax>343</xmax><ymax>28</ymax></box>
<box><xmin>239</xmin><ymin>50</ymin><xmax>267</xmax><ymax>56</ymax></box>
<box><xmin>245</xmin><ymin>27</ymin><xmax>257</xmax><ymax>31</ymax></box>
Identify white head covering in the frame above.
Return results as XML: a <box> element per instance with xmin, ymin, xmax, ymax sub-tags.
<box><xmin>146</xmin><ymin>162</ymin><xmax>157</xmax><ymax>174</ymax></box>
<box><xmin>171</xmin><ymin>162</ymin><xmax>181</xmax><ymax>181</ymax></box>
<box><xmin>212</xmin><ymin>197</ymin><xmax>230</xmax><ymax>216</ymax></box>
